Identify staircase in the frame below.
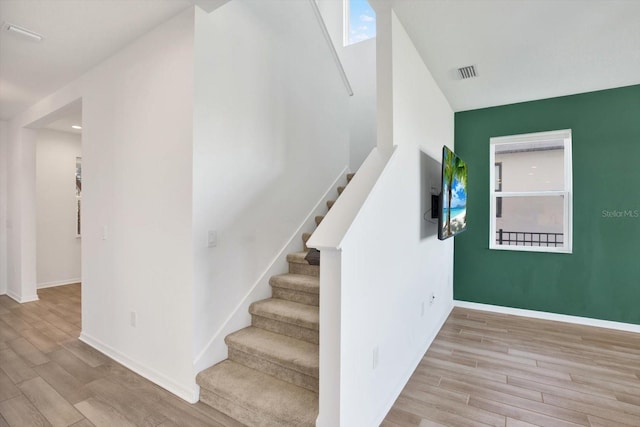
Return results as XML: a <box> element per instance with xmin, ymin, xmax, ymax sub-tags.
<box><xmin>196</xmin><ymin>173</ymin><xmax>354</xmax><ymax>426</ymax></box>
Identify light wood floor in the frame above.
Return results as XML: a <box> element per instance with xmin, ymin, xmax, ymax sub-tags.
<box><xmin>383</xmin><ymin>307</ymin><xmax>640</xmax><ymax>427</ymax></box>
<box><xmin>0</xmin><ymin>284</ymin><xmax>243</xmax><ymax>427</ymax></box>
<box><xmin>3</xmin><ymin>287</ymin><xmax>639</xmax><ymax>427</ymax></box>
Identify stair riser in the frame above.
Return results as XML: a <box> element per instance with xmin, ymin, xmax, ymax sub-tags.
<box><xmin>200</xmin><ymin>388</ymin><xmax>302</xmax><ymax>427</ymax></box>
<box><xmin>228</xmin><ymin>348</ymin><xmax>318</xmax><ymax>393</ymax></box>
<box><xmin>252</xmin><ymin>315</ymin><xmax>319</xmax><ymax>345</ymax></box>
<box><xmin>272</xmin><ymin>287</ymin><xmax>319</xmax><ymax>306</ymax></box>
<box><xmin>289</xmin><ymin>262</ymin><xmax>319</xmax><ymax>277</ymax></box>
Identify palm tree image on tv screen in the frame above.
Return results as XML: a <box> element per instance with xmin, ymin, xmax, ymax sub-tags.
<box><xmin>439</xmin><ymin>146</ymin><xmax>468</xmax><ymax>240</ymax></box>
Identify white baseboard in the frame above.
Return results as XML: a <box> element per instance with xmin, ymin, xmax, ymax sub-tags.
<box><xmin>454</xmin><ymin>300</ymin><xmax>640</xmax><ymax>334</ymax></box>
<box><xmin>79</xmin><ymin>332</ymin><xmax>199</xmax><ymax>403</ymax></box>
<box><xmin>7</xmin><ymin>289</ymin><xmax>39</xmax><ymax>303</ymax></box>
<box><xmin>38</xmin><ymin>278</ymin><xmax>81</xmax><ymax>289</ymax></box>
<box><xmin>193</xmin><ymin>166</ymin><xmax>349</xmax><ymax>374</ymax></box>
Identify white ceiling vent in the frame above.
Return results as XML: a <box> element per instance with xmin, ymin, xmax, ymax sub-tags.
<box><xmin>458</xmin><ymin>65</ymin><xmax>477</xmax><ymax>80</ymax></box>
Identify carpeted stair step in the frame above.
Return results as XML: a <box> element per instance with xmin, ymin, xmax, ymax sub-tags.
<box><xmin>270</xmin><ymin>273</ymin><xmax>319</xmax><ymax>306</ymax></box>
<box><xmin>250</xmin><ymin>298</ymin><xmax>319</xmax><ymax>344</ymax></box>
<box><xmin>326</xmin><ymin>200</ymin><xmax>335</xmax><ymax>210</ymax></box>
<box><xmin>347</xmin><ymin>173</ymin><xmax>355</xmax><ymax>182</ymax></box>
<box><xmin>337</xmin><ymin>186</ymin><xmax>345</xmax><ymax>195</ymax></box>
<box><xmin>287</xmin><ymin>251</ymin><xmax>319</xmax><ymax>277</ymax></box>
<box><xmin>197</xmin><ymin>360</ymin><xmax>318</xmax><ymax>427</ymax></box>
<box><xmin>225</xmin><ymin>327</ymin><xmax>319</xmax><ymax>392</ymax></box>
<box><xmin>314</xmin><ymin>215</ymin><xmax>324</xmax><ymax>226</ymax></box>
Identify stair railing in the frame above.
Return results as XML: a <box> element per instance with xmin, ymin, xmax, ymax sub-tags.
<box><xmin>309</xmin><ymin>0</ymin><xmax>354</xmax><ymax>97</ymax></box>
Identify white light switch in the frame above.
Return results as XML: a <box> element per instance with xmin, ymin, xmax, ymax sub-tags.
<box><xmin>208</xmin><ymin>230</ymin><xmax>217</xmax><ymax>248</ymax></box>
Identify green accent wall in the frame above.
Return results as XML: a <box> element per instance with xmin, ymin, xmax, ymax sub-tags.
<box><xmin>454</xmin><ymin>84</ymin><xmax>640</xmax><ymax>325</ymax></box>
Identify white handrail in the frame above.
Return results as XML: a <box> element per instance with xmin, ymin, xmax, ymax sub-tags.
<box><xmin>309</xmin><ymin>0</ymin><xmax>354</xmax><ymax>97</ymax></box>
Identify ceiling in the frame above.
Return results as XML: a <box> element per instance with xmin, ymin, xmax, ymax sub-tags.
<box><xmin>0</xmin><ymin>0</ymin><xmax>193</xmax><ymax>121</ymax></box>
<box><xmin>393</xmin><ymin>0</ymin><xmax>640</xmax><ymax>111</ymax></box>
<box><xmin>43</xmin><ymin>101</ymin><xmax>82</xmax><ymax>135</ymax></box>
<box><xmin>1</xmin><ymin>1</ymin><xmax>639</xmax><ymax>121</ymax></box>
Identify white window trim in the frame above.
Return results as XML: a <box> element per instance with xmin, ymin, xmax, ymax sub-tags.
<box><xmin>343</xmin><ymin>0</ymin><xmax>376</xmax><ymax>47</ymax></box>
<box><xmin>343</xmin><ymin>0</ymin><xmax>351</xmax><ymax>47</ymax></box>
<box><xmin>489</xmin><ymin>129</ymin><xmax>573</xmax><ymax>254</ymax></box>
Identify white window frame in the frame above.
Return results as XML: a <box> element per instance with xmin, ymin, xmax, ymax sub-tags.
<box><xmin>343</xmin><ymin>0</ymin><xmax>376</xmax><ymax>47</ymax></box>
<box><xmin>489</xmin><ymin>129</ymin><xmax>573</xmax><ymax>254</ymax></box>
<box><xmin>343</xmin><ymin>0</ymin><xmax>351</xmax><ymax>46</ymax></box>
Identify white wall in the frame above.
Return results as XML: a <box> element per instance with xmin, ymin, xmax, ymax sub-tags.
<box><xmin>311</xmin><ymin>9</ymin><xmax>454</xmax><ymax>426</ymax></box>
<box><xmin>80</xmin><ymin>9</ymin><xmax>195</xmax><ymax>400</ymax></box>
<box><xmin>35</xmin><ymin>129</ymin><xmax>82</xmax><ymax>288</ymax></box>
<box><xmin>317</xmin><ymin>0</ymin><xmax>377</xmax><ymax>170</ymax></box>
<box><xmin>6</xmin><ymin>8</ymin><xmax>197</xmax><ymax>400</ymax></box>
<box><xmin>6</xmin><ymin>125</ymin><xmax>39</xmax><ymax>302</ymax></box>
<box><xmin>192</xmin><ymin>0</ymin><xmax>350</xmax><ymax>371</ymax></box>
<box><xmin>0</xmin><ymin>120</ymin><xmax>6</xmax><ymax>295</ymax></box>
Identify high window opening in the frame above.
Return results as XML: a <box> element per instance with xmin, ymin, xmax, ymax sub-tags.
<box><xmin>489</xmin><ymin>129</ymin><xmax>573</xmax><ymax>253</ymax></box>
<box><xmin>344</xmin><ymin>0</ymin><xmax>376</xmax><ymax>46</ymax></box>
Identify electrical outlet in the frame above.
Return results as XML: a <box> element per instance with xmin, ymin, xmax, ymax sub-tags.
<box><xmin>130</xmin><ymin>311</ymin><xmax>137</xmax><ymax>327</ymax></box>
<box><xmin>373</xmin><ymin>346</ymin><xmax>379</xmax><ymax>369</ymax></box>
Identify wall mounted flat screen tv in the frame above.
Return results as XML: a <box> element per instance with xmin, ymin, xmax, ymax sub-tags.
<box><xmin>438</xmin><ymin>146</ymin><xmax>468</xmax><ymax>240</ymax></box>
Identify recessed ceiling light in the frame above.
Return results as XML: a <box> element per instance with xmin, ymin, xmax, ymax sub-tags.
<box><xmin>72</xmin><ymin>125</ymin><xmax>82</xmax><ymax>130</ymax></box>
<box><xmin>3</xmin><ymin>23</ymin><xmax>44</xmax><ymax>42</ymax></box>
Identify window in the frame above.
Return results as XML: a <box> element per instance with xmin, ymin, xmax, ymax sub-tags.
<box><xmin>344</xmin><ymin>0</ymin><xmax>376</xmax><ymax>46</ymax></box>
<box><xmin>489</xmin><ymin>130</ymin><xmax>572</xmax><ymax>253</ymax></box>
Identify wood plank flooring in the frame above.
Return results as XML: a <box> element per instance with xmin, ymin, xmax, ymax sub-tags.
<box><xmin>3</xmin><ymin>286</ymin><xmax>639</xmax><ymax>426</ymax></box>
<box><xmin>383</xmin><ymin>307</ymin><xmax>640</xmax><ymax>427</ymax></box>
<box><xmin>0</xmin><ymin>284</ymin><xmax>243</xmax><ymax>427</ymax></box>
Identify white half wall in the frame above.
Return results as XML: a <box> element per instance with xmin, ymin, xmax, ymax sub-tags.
<box><xmin>312</xmin><ymin>9</ymin><xmax>455</xmax><ymax>426</ymax></box>
<box><xmin>0</xmin><ymin>120</ymin><xmax>6</xmax><ymax>295</ymax></box>
<box><xmin>35</xmin><ymin>129</ymin><xmax>82</xmax><ymax>288</ymax></box>
<box><xmin>192</xmin><ymin>1</ymin><xmax>350</xmax><ymax>371</ymax></box>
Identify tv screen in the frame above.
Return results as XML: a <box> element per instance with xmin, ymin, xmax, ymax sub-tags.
<box><xmin>438</xmin><ymin>146</ymin><xmax>468</xmax><ymax>240</ymax></box>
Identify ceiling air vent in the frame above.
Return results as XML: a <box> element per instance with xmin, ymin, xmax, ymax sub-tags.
<box><xmin>458</xmin><ymin>65</ymin><xmax>477</xmax><ymax>80</ymax></box>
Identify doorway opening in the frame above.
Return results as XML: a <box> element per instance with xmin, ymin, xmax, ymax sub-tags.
<box><xmin>30</xmin><ymin>99</ymin><xmax>83</xmax><ymax>329</ymax></box>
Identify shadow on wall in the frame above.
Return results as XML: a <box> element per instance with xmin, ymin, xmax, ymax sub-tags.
<box><xmin>420</xmin><ymin>149</ymin><xmax>441</xmax><ymax>240</ymax></box>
